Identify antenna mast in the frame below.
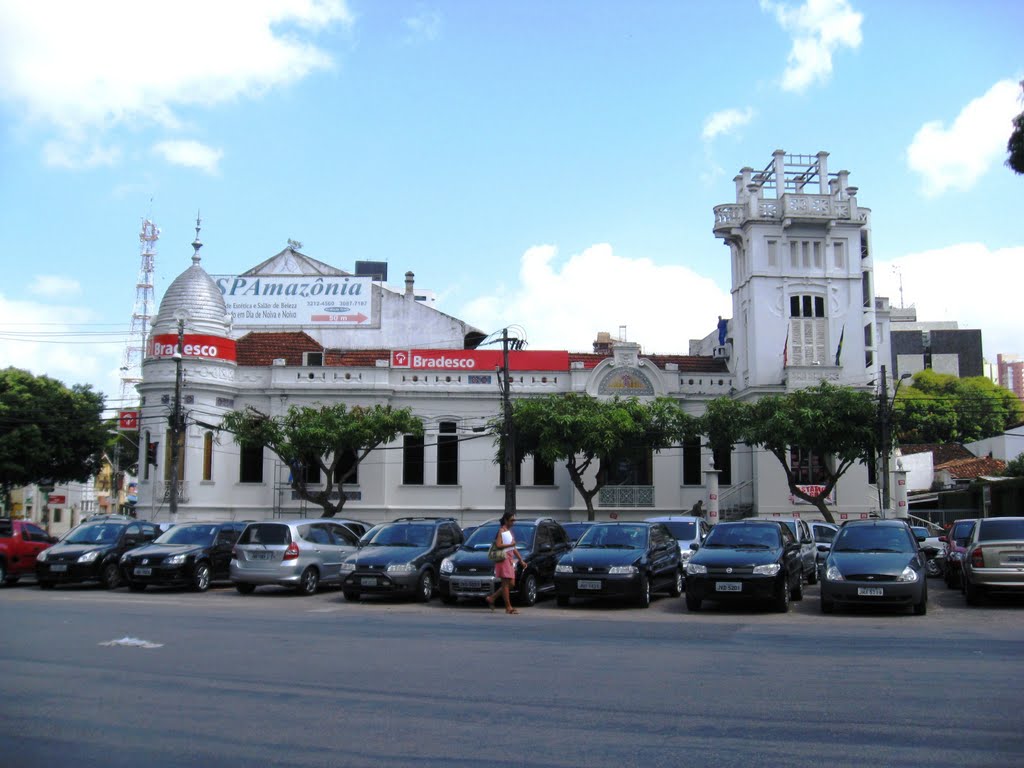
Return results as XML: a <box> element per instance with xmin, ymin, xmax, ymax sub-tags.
<box><xmin>120</xmin><ymin>218</ymin><xmax>159</xmax><ymax>405</ymax></box>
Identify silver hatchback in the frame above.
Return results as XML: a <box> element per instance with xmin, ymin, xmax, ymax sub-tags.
<box><xmin>230</xmin><ymin>519</ymin><xmax>361</xmax><ymax>595</ymax></box>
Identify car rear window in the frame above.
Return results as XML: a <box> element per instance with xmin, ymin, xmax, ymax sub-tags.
<box><xmin>977</xmin><ymin>519</ymin><xmax>1024</xmax><ymax>541</ymax></box>
<box><xmin>951</xmin><ymin>521</ymin><xmax>975</xmax><ymax>545</ymax></box>
<box><xmin>661</xmin><ymin>521</ymin><xmax>697</xmax><ymax>540</ymax></box>
<box><xmin>238</xmin><ymin>524</ymin><xmax>291</xmax><ymax>546</ymax></box>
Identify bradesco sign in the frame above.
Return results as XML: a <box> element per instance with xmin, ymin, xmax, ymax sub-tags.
<box><xmin>149</xmin><ymin>334</ymin><xmax>237</xmax><ymax>362</ymax></box>
<box><xmin>391</xmin><ymin>349</ymin><xmax>569</xmax><ymax>371</ymax></box>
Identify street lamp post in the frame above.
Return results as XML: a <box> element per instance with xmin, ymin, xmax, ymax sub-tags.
<box><xmin>168</xmin><ymin>316</ymin><xmax>185</xmax><ymax>515</ymax></box>
<box><xmin>501</xmin><ymin>328</ymin><xmax>516</xmax><ymax>517</ymax></box>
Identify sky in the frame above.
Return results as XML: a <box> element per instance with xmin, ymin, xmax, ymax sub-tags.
<box><xmin>0</xmin><ymin>0</ymin><xmax>1021</xmax><ymax>419</ymax></box>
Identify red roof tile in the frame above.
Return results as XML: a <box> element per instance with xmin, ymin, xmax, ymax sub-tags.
<box><xmin>934</xmin><ymin>456</ymin><xmax>1007</xmax><ymax>479</ymax></box>
<box><xmin>235</xmin><ymin>332</ymin><xmax>322</xmax><ymax>366</ymax></box>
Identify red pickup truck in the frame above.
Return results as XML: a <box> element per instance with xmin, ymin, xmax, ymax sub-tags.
<box><xmin>0</xmin><ymin>518</ymin><xmax>57</xmax><ymax>585</ymax></box>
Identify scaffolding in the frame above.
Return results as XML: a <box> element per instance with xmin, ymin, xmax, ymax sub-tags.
<box><xmin>119</xmin><ymin>219</ymin><xmax>158</xmax><ymax>406</ymax></box>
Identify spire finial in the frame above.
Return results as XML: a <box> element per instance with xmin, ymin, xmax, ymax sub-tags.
<box><xmin>191</xmin><ymin>210</ymin><xmax>203</xmax><ymax>264</ymax></box>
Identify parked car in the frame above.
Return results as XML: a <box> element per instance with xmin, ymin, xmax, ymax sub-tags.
<box><xmin>912</xmin><ymin>525</ymin><xmax>946</xmax><ymax>577</ymax></box>
<box><xmin>941</xmin><ymin>518</ymin><xmax>977</xmax><ymax>588</ymax></box>
<box><xmin>961</xmin><ymin>516</ymin><xmax>1024</xmax><ymax>606</ymax></box>
<box><xmin>750</xmin><ymin>516</ymin><xmax>818</xmax><ymax>584</ymax></box>
<box><xmin>341</xmin><ymin>517</ymin><xmax>463</xmax><ymax>602</ymax></box>
<box><xmin>561</xmin><ymin>521</ymin><xmax>594</xmax><ymax>543</ymax></box>
<box><xmin>335</xmin><ymin>518</ymin><xmax>375</xmax><ymax>538</ymax></box>
<box><xmin>554</xmin><ymin>522</ymin><xmax>683</xmax><ymax>608</ymax></box>
<box><xmin>230</xmin><ymin>518</ymin><xmax>361</xmax><ymax>595</ymax></box>
<box><xmin>0</xmin><ymin>518</ymin><xmax>57</xmax><ymax>585</ymax></box>
<box><xmin>35</xmin><ymin>520</ymin><xmax>160</xmax><ymax>589</ymax></box>
<box><xmin>809</xmin><ymin>520</ymin><xmax>839</xmax><ymax>579</ymax></box>
<box><xmin>644</xmin><ymin>515</ymin><xmax>710</xmax><ymax>571</ymax></box>
<box><xmin>439</xmin><ymin>517</ymin><xmax>572</xmax><ymax>606</ymax></box>
<box><xmin>684</xmin><ymin>520</ymin><xmax>803</xmax><ymax>612</ymax></box>
<box><xmin>819</xmin><ymin>519</ymin><xmax>927</xmax><ymax>615</ymax></box>
<box><xmin>119</xmin><ymin>521</ymin><xmax>246</xmax><ymax>592</ymax></box>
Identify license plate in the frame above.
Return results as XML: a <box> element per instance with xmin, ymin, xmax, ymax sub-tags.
<box><xmin>858</xmin><ymin>587</ymin><xmax>884</xmax><ymax>596</ymax></box>
<box><xmin>577</xmin><ymin>579</ymin><xmax>602</xmax><ymax>590</ymax></box>
<box><xmin>250</xmin><ymin>552</ymin><xmax>274</xmax><ymax>561</ymax></box>
<box><xmin>458</xmin><ymin>579</ymin><xmax>484</xmax><ymax>589</ymax></box>
<box><xmin>360</xmin><ymin>577</ymin><xmax>378</xmax><ymax>587</ymax></box>
<box><xmin>133</xmin><ymin>567</ymin><xmax>152</xmax><ymax>576</ymax></box>
<box><xmin>1006</xmin><ymin>555</ymin><xmax>1024</xmax><ymax>564</ymax></box>
<box><xmin>716</xmin><ymin>582</ymin><xmax>742</xmax><ymax>592</ymax></box>
<box><xmin>50</xmin><ymin>564</ymin><xmax>67</xmax><ymax>572</ymax></box>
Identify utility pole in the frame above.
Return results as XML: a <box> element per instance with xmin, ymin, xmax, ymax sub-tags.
<box><xmin>168</xmin><ymin>317</ymin><xmax>185</xmax><ymax>515</ymax></box>
<box><xmin>879</xmin><ymin>364</ymin><xmax>891</xmax><ymax>518</ymax></box>
<box><xmin>501</xmin><ymin>328</ymin><xmax>517</xmax><ymax>517</ymax></box>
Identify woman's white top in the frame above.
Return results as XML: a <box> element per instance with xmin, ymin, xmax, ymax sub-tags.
<box><xmin>500</xmin><ymin>529</ymin><xmax>514</xmax><ymax>546</ymax></box>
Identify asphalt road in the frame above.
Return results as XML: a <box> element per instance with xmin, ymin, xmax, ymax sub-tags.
<box><xmin>1</xmin><ymin>579</ymin><xmax>1021</xmax><ymax>768</ymax></box>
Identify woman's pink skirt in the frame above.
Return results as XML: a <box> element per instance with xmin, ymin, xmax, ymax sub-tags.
<box><xmin>494</xmin><ymin>551</ymin><xmax>516</xmax><ymax>580</ymax></box>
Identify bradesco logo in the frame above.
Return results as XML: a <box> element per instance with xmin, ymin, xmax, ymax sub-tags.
<box><xmin>391</xmin><ymin>349</ymin><xmax>569</xmax><ymax>371</ymax></box>
<box><xmin>149</xmin><ymin>334</ymin><xmax>237</xmax><ymax>362</ymax></box>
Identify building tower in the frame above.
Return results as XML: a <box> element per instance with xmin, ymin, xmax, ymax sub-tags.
<box><xmin>119</xmin><ymin>218</ymin><xmax>159</xmax><ymax>405</ymax></box>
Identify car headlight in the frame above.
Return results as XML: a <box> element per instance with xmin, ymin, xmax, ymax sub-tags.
<box><xmin>679</xmin><ymin>549</ymin><xmax>693</xmax><ymax>563</ymax></box>
<box><xmin>440</xmin><ymin>558</ymin><xmax>454</xmax><ymax>574</ymax></box>
<box><xmin>37</xmin><ymin>549</ymin><xmax>49</xmax><ymax>562</ymax></box>
<box><xmin>608</xmin><ymin>565</ymin><xmax>638</xmax><ymax>575</ymax></box>
<box><xmin>339</xmin><ymin>562</ymin><xmax>356</xmax><ymax>574</ymax></box>
<box><xmin>825</xmin><ymin>565</ymin><xmax>844</xmax><ymax>581</ymax></box>
<box><xmin>753</xmin><ymin>563</ymin><xmax>781</xmax><ymax>576</ymax></box>
<box><xmin>897</xmin><ymin>566</ymin><xmax>919</xmax><ymax>583</ymax></box>
<box><xmin>387</xmin><ymin>563</ymin><xmax>416</xmax><ymax>573</ymax></box>
<box><xmin>165</xmin><ymin>553</ymin><xmax>187</xmax><ymax>566</ymax></box>
<box><xmin>555</xmin><ymin>564</ymin><xmax>573</xmax><ymax>574</ymax></box>
<box><xmin>686</xmin><ymin>563</ymin><xmax>707</xmax><ymax>575</ymax></box>
<box><xmin>119</xmin><ymin>553</ymin><xmax>131</xmax><ymax>564</ymax></box>
<box><xmin>77</xmin><ymin>550</ymin><xmax>100</xmax><ymax>564</ymax></box>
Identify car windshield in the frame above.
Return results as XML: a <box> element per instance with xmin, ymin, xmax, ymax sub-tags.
<box><xmin>562</xmin><ymin>523</ymin><xmax>592</xmax><ymax>542</ymax></box>
<box><xmin>63</xmin><ymin>523</ymin><xmax>122</xmax><ymax>545</ymax></box>
<box><xmin>574</xmin><ymin>524</ymin><xmax>647</xmax><ymax>549</ymax></box>
<box><xmin>813</xmin><ymin>526</ymin><xmax>837</xmax><ymax>544</ymax></box>
<box><xmin>977</xmin><ymin>519</ymin><xmax>1024</xmax><ymax>541</ymax></box>
<box><xmin>155</xmin><ymin>524</ymin><xmax>218</xmax><ymax>546</ymax></box>
<box><xmin>833</xmin><ymin>526</ymin><xmax>914</xmax><ymax>553</ymax></box>
<box><xmin>660</xmin><ymin>521</ymin><xmax>697</xmax><ymax>540</ymax></box>
<box><xmin>465</xmin><ymin>524</ymin><xmax>536</xmax><ymax>550</ymax></box>
<box><xmin>703</xmin><ymin>524</ymin><xmax>781</xmax><ymax>549</ymax></box>
<box><xmin>912</xmin><ymin>527</ymin><xmax>929</xmax><ymax>539</ymax></box>
<box><xmin>365</xmin><ymin>523</ymin><xmax>434</xmax><ymax>548</ymax></box>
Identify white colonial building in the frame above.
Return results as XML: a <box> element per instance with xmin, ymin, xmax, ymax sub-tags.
<box><xmin>135</xmin><ymin>150</ymin><xmax>898</xmax><ymax>528</ymax></box>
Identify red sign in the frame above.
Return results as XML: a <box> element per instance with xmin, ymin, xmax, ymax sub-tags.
<box><xmin>47</xmin><ymin>495</ymin><xmax>66</xmax><ymax>505</ymax></box>
<box><xmin>118</xmin><ymin>410</ymin><xmax>139</xmax><ymax>430</ymax></box>
<box><xmin>391</xmin><ymin>349</ymin><xmax>569</xmax><ymax>371</ymax></box>
<box><xmin>149</xmin><ymin>334</ymin><xmax>237</xmax><ymax>362</ymax></box>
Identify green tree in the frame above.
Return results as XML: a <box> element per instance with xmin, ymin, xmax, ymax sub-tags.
<box><xmin>1008</xmin><ymin>80</ymin><xmax>1024</xmax><ymax>174</ymax></box>
<box><xmin>1001</xmin><ymin>454</ymin><xmax>1024</xmax><ymax>478</ymax></box>
<box><xmin>221</xmin><ymin>403</ymin><xmax>423</xmax><ymax>518</ymax></box>
<box><xmin>0</xmin><ymin>367</ymin><xmax>108</xmax><ymax>505</ymax></box>
<box><xmin>508</xmin><ymin>394</ymin><xmax>698</xmax><ymax>521</ymax></box>
<box><xmin>701</xmin><ymin>383</ymin><xmax>878</xmax><ymax>524</ymax></box>
<box><xmin>893</xmin><ymin>370</ymin><xmax>1023</xmax><ymax>443</ymax></box>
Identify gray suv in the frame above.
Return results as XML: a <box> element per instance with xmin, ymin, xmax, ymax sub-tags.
<box><xmin>230</xmin><ymin>519</ymin><xmax>361</xmax><ymax>595</ymax></box>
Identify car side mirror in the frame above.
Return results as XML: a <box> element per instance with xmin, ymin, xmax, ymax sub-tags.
<box><xmin>48</xmin><ymin>535</ymin><xmax>58</xmax><ymax>544</ymax></box>
<box><xmin>816</xmin><ymin>544</ymin><xmax>829</xmax><ymax>552</ymax></box>
<box><xmin>938</xmin><ymin>535</ymin><xmax>948</xmax><ymax>543</ymax></box>
<box><xmin>689</xmin><ymin>542</ymin><xmax>700</xmax><ymax>551</ymax></box>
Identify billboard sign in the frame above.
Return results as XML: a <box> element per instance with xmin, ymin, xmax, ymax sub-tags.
<box><xmin>213</xmin><ymin>275</ymin><xmax>374</xmax><ymax>327</ymax></box>
<box><xmin>118</xmin><ymin>410</ymin><xmax>139</xmax><ymax>430</ymax></box>
<box><xmin>391</xmin><ymin>349</ymin><xmax>569</xmax><ymax>371</ymax></box>
<box><xmin>149</xmin><ymin>334</ymin><xmax>237</xmax><ymax>362</ymax></box>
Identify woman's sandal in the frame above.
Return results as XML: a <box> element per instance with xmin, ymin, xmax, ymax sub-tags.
<box><xmin>506</xmin><ymin>608</ymin><xmax>519</xmax><ymax>614</ymax></box>
<box><xmin>485</xmin><ymin>596</ymin><xmax>495</xmax><ymax>611</ymax></box>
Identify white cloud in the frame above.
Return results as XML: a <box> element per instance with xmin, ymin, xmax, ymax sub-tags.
<box><xmin>875</xmin><ymin>243</ymin><xmax>1024</xmax><ymax>358</ymax></box>
<box><xmin>761</xmin><ymin>0</ymin><xmax>862</xmax><ymax>92</ymax></box>
<box><xmin>906</xmin><ymin>79</ymin><xmax>1022</xmax><ymax>197</ymax></box>
<box><xmin>459</xmin><ymin>244</ymin><xmax>731</xmax><ymax>354</ymax></box>
<box><xmin>43</xmin><ymin>140</ymin><xmax>121</xmax><ymax>170</ymax></box>
<box><xmin>702</xmin><ymin>107</ymin><xmax>756</xmax><ymax>142</ymax></box>
<box><xmin>153</xmin><ymin>140</ymin><xmax>224</xmax><ymax>175</ymax></box>
<box><xmin>29</xmin><ymin>276</ymin><xmax>82</xmax><ymax>298</ymax></box>
<box><xmin>0</xmin><ymin>1</ymin><xmax>353</xmax><ymax>167</ymax></box>
<box><xmin>404</xmin><ymin>8</ymin><xmax>442</xmax><ymax>43</ymax></box>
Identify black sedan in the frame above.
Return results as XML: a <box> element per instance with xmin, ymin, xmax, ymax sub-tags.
<box><xmin>36</xmin><ymin>520</ymin><xmax>160</xmax><ymax>589</ymax></box>
<box><xmin>684</xmin><ymin>520</ymin><xmax>804</xmax><ymax>612</ymax></box>
<box><xmin>120</xmin><ymin>521</ymin><xmax>246</xmax><ymax>592</ymax></box>
<box><xmin>553</xmin><ymin>522</ymin><xmax>683</xmax><ymax>608</ymax></box>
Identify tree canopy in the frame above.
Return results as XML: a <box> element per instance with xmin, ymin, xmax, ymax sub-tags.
<box><xmin>1008</xmin><ymin>80</ymin><xmax>1024</xmax><ymax>175</ymax></box>
<box><xmin>507</xmin><ymin>394</ymin><xmax>698</xmax><ymax>520</ymax></box>
<box><xmin>893</xmin><ymin>370</ymin><xmax>1023</xmax><ymax>444</ymax></box>
<box><xmin>0</xmin><ymin>367</ymin><xmax>108</xmax><ymax>502</ymax></box>
<box><xmin>221</xmin><ymin>402</ymin><xmax>423</xmax><ymax>517</ymax></box>
<box><xmin>700</xmin><ymin>383</ymin><xmax>878</xmax><ymax>523</ymax></box>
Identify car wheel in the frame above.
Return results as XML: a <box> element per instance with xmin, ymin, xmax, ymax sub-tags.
<box><xmin>192</xmin><ymin>562</ymin><xmax>211</xmax><ymax>592</ymax></box>
<box><xmin>517</xmin><ymin>572</ymin><xmax>537</xmax><ymax>607</ymax></box>
<box><xmin>556</xmin><ymin>595</ymin><xmax>570</xmax><ymax>607</ymax></box>
<box><xmin>685</xmin><ymin>593</ymin><xmax>701</xmax><ymax>611</ymax></box>
<box><xmin>416</xmin><ymin>570</ymin><xmax>434</xmax><ymax>603</ymax></box>
<box><xmin>38</xmin><ymin>580</ymin><xmax>55</xmax><ymax>590</ymax></box>
<box><xmin>925</xmin><ymin>558</ymin><xmax>942</xmax><ymax>578</ymax></box>
<box><xmin>343</xmin><ymin>590</ymin><xmax>360</xmax><ymax>602</ymax></box>
<box><xmin>297</xmin><ymin>567</ymin><xmax>319</xmax><ymax>596</ymax></box>
<box><xmin>820</xmin><ymin>597</ymin><xmax>834</xmax><ymax>614</ymax></box>
<box><xmin>913</xmin><ymin>594</ymin><xmax>928</xmax><ymax>615</ymax></box>
<box><xmin>4</xmin><ymin>576</ymin><xmax>19</xmax><ymax>586</ymax></box>
<box><xmin>128</xmin><ymin>581</ymin><xmax>147</xmax><ymax>592</ymax></box>
<box><xmin>964</xmin><ymin>579</ymin><xmax>984</xmax><ymax>606</ymax></box>
<box><xmin>791</xmin><ymin>574</ymin><xmax>804</xmax><ymax>601</ymax></box>
<box><xmin>668</xmin><ymin>569</ymin><xmax>684</xmax><ymax>597</ymax></box>
<box><xmin>636</xmin><ymin>574</ymin><xmax>651</xmax><ymax>608</ymax></box>
<box><xmin>235</xmin><ymin>582</ymin><xmax>256</xmax><ymax>595</ymax></box>
<box><xmin>774</xmin><ymin>576</ymin><xmax>791</xmax><ymax>612</ymax></box>
<box><xmin>101</xmin><ymin>562</ymin><xmax>121</xmax><ymax>590</ymax></box>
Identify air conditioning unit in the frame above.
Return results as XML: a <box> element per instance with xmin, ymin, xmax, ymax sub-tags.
<box><xmin>712</xmin><ymin>346</ymin><xmax>729</xmax><ymax>359</ymax></box>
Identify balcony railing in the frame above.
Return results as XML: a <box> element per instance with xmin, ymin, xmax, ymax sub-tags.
<box><xmin>714</xmin><ymin>194</ymin><xmax>856</xmax><ymax>234</ymax></box>
<box><xmin>598</xmin><ymin>485</ymin><xmax>655</xmax><ymax>508</ymax></box>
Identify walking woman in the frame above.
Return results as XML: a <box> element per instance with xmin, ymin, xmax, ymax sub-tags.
<box><xmin>486</xmin><ymin>512</ymin><xmax>527</xmax><ymax>614</ymax></box>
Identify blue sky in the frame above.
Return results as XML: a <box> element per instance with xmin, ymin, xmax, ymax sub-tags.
<box><xmin>1</xmin><ymin>0</ymin><xmax>1021</xmax><ymax>416</ymax></box>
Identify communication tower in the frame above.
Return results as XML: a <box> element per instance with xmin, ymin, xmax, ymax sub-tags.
<box><xmin>119</xmin><ymin>218</ymin><xmax>159</xmax><ymax>405</ymax></box>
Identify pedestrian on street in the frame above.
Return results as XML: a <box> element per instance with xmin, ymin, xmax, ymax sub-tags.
<box><xmin>486</xmin><ymin>511</ymin><xmax>526</xmax><ymax>614</ymax></box>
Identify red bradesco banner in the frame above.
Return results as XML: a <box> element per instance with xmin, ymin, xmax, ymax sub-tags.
<box><xmin>149</xmin><ymin>334</ymin><xmax>237</xmax><ymax>362</ymax></box>
<box><xmin>391</xmin><ymin>349</ymin><xmax>568</xmax><ymax>371</ymax></box>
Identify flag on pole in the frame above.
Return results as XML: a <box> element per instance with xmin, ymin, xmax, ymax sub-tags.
<box><xmin>834</xmin><ymin>325</ymin><xmax>845</xmax><ymax>366</ymax></box>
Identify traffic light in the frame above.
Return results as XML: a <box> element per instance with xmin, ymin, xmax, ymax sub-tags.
<box><xmin>147</xmin><ymin>442</ymin><xmax>159</xmax><ymax>466</ymax></box>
